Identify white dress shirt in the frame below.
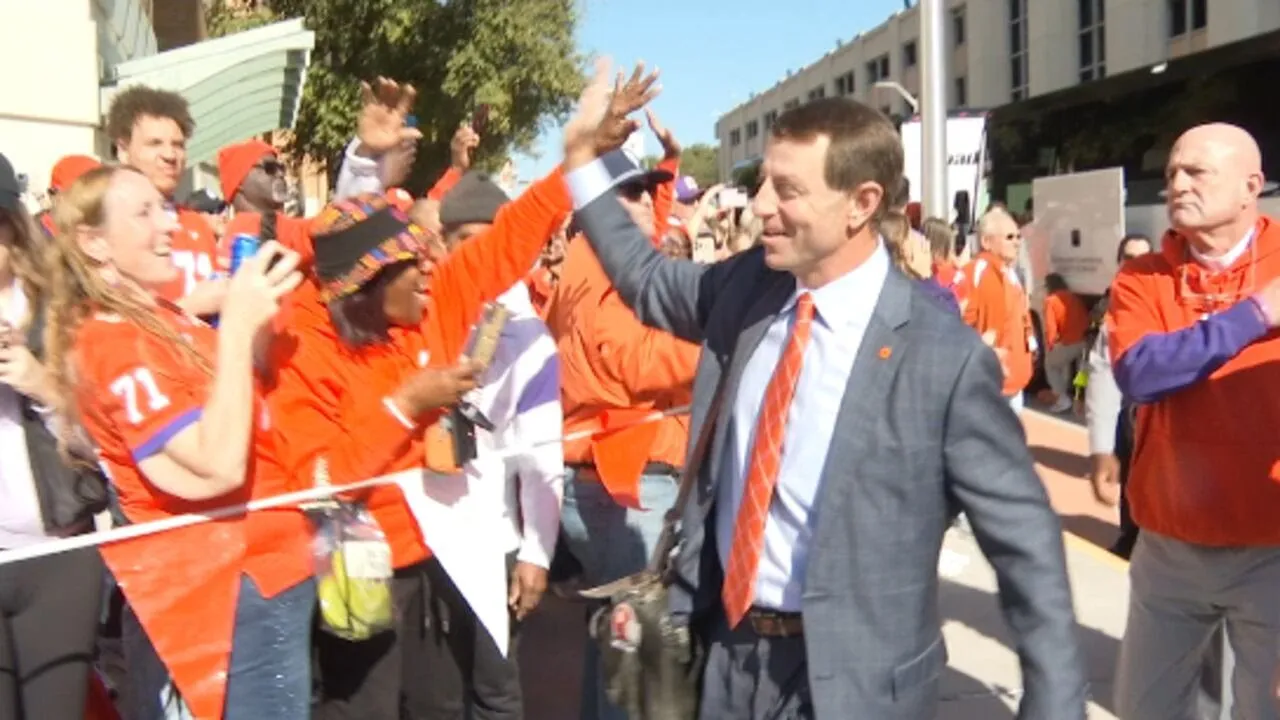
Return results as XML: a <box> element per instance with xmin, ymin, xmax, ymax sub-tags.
<box><xmin>716</xmin><ymin>244</ymin><xmax>889</xmax><ymax>611</ymax></box>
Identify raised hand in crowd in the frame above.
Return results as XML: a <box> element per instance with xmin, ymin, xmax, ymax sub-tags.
<box><xmin>645</xmin><ymin>107</ymin><xmax>681</xmax><ymax>160</ymax></box>
<box><xmin>451</xmin><ymin>123</ymin><xmax>480</xmax><ymax>171</ymax></box>
<box><xmin>356</xmin><ymin>77</ymin><xmax>422</xmax><ymax>157</ymax></box>
<box><xmin>564</xmin><ymin>58</ymin><xmax>661</xmax><ymax>166</ymax></box>
<box><xmin>390</xmin><ymin>360</ymin><xmax>482</xmax><ymax>419</ymax></box>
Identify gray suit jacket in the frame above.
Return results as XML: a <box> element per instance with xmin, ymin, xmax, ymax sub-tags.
<box><xmin>575</xmin><ymin>192</ymin><xmax>1086</xmax><ymax>720</ymax></box>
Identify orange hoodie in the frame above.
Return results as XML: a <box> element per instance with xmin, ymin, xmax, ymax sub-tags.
<box><xmin>956</xmin><ymin>250</ymin><xmax>1034</xmax><ymax>396</ymax></box>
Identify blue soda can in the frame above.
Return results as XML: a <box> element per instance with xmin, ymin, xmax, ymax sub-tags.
<box><xmin>229</xmin><ymin>233</ymin><xmax>260</xmax><ymax>274</ymax></box>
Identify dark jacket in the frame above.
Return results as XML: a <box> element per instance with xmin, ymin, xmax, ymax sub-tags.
<box><xmin>20</xmin><ymin>301</ymin><xmax>107</xmax><ymax>533</ymax></box>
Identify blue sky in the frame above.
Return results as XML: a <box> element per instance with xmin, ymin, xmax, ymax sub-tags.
<box><xmin>515</xmin><ymin>0</ymin><xmax>909</xmax><ymax>182</ymax></box>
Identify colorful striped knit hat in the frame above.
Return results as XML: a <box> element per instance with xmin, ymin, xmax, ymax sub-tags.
<box><xmin>309</xmin><ymin>193</ymin><xmax>437</xmax><ymax>301</ymax></box>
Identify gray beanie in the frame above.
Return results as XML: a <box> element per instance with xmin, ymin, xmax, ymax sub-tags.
<box><xmin>439</xmin><ymin>171</ymin><xmax>510</xmax><ymax>228</ymax></box>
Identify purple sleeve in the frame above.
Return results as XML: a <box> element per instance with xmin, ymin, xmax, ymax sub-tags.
<box><xmin>1112</xmin><ymin>298</ymin><xmax>1268</xmax><ymax>403</ymax></box>
<box><xmin>917</xmin><ymin>277</ymin><xmax>961</xmax><ymax>316</ymax></box>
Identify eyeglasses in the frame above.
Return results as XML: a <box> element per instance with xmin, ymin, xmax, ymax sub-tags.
<box><xmin>259</xmin><ymin>158</ymin><xmax>285</xmax><ymax>175</ymax></box>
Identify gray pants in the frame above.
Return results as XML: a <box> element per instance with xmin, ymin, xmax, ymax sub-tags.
<box><xmin>697</xmin><ymin>611</ymin><xmax>812</xmax><ymax>720</ymax></box>
<box><xmin>1116</xmin><ymin>531</ymin><xmax>1280</xmax><ymax>720</ymax></box>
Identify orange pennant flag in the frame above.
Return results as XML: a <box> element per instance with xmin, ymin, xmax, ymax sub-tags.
<box><xmin>591</xmin><ymin>409</ymin><xmax>661</xmax><ymax>510</ymax></box>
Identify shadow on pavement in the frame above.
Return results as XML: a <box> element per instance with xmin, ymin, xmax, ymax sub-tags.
<box><xmin>941</xmin><ymin>578</ymin><xmax>1120</xmax><ymax>716</ymax></box>
<box><xmin>1029</xmin><ymin>444</ymin><xmax>1090</xmax><ymax>478</ymax></box>
<box><xmin>1061</xmin><ymin>514</ymin><xmax>1122</xmax><ymax>552</ymax></box>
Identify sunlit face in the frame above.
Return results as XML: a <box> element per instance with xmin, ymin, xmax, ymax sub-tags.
<box><xmin>615</xmin><ymin>182</ymin><xmax>656</xmax><ymax>238</ymax></box>
<box><xmin>117</xmin><ymin>115</ymin><xmax>187</xmax><ymax>198</ymax></box>
<box><xmin>980</xmin><ymin>214</ymin><xmax>1021</xmax><ymax>264</ymax></box>
<box><xmin>241</xmin><ymin>154</ymin><xmax>288</xmax><ymax>209</ymax></box>
<box><xmin>750</xmin><ymin>135</ymin><xmax>874</xmax><ymax>278</ymax></box>
<box><xmin>1165</xmin><ymin>136</ymin><xmax>1258</xmax><ymax>234</ymax></box>
<box><xmin>381</xmin><ymin>261</ymin><xmax>427</xmax><ymax>327</ymax></box>
<box><xmin>88</xmin><ymin>170</ymin><xmax>181</xmax><ymax>289</ymax></box>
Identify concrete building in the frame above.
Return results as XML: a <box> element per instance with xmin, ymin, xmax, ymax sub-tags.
<box><xmin>0</xmin><ymin>0</ymin><xmax>314</xmax><ymax>211</ymax></box>
<box><xmin>716</xmin><ymin>0</ymin><xmax>1280</xmax><ymax>181</ymax></box>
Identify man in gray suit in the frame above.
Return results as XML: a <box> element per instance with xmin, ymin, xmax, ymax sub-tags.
<box><xmin>562</xmin><ymin>94</ymin><xmax>1085</xmax><ymax>719</ymax></box>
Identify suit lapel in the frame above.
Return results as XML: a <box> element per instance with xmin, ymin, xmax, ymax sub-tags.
<box><xmin>705</xmin><ymin>272</ymin><xmax>796</xmax><ymax>493</ymax></box>
<box><xmin>815</xmin><ymin>270</ymin><xmax>913</xmax><ymax>506</ymax></box>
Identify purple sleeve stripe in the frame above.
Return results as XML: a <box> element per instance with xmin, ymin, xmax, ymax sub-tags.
<box><xmin>131</xmin><ymin>408</ymin><xmax>203</xmax><ymax>462</ymax></box>
<box><xmin>516</xmin><ymin>354</ymin><xmax>561</xmax><ymax>415</ymax></box>
<box><xmin>1113</xmin><ymin>298</ymin><xmax>1268</xmax><ymax>403</ymax></box>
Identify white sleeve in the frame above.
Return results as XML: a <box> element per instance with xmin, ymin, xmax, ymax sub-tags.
<box><xmin>507</xmin><ymin>329</ymin><xmax>564</xmax><ymax>569</ymax></box>
<box><xmin>333</xmin><ymin>138</ymin><xmax>385</xmax><ymax>201</ymax></box>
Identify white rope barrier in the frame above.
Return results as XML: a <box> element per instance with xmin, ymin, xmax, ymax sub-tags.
<box><xmin>0</xmin><ymin>404</ymin><xmax>692</xmax><ymax>567</ymax></box>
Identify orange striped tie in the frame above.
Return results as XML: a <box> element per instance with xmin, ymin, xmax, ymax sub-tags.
<box><xmin>722</xmin><ymin>292</ymin><xmax>816</xmax><ymax>628</ymax></box>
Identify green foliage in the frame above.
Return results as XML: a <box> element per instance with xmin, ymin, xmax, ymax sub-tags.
<box><xmin>266</xmin><ymin>0</ymin><xmax>586</xmax><ymax>191</ymax></box>
<box><xmin>204</xmin><ymin>1</ymin><xmax>277</xmax><ymax>38</ymax></box>
<box><xmin>679</xmin><ymin>143</ymin><xmax>719</xmax><ymax>187</ymax></box>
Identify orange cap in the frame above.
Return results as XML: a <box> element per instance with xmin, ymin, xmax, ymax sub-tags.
<box><xmin>49</xmin><ymin>155</ymin><xmax>101</xmax><ymax>193</ymax></box>
<box><xmin>216</xmin><ymin>139</ymin><xmax>276</xmax><ymax>202</ymax></box>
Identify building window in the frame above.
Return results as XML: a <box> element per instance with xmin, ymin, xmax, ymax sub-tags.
<box><xmin>866</xmin><ymin>53</ymin><xmax>890</xmax><ymax>85</ymax></box>
<box><xmin>1169</xmin><ymin>0</ymin><xmax>1207</xmax><ymax>36</ymax></box>
<box><xmin>954</xmin><ymin>76</ymin><xmax>967</xmax><ymax>107</ymax></box>
<box><xmin>903</xmin><ymin>40</ymin><xmax>917</xmax><ymax>68</ymax></box>
<box><xmin>835</xmin><ymin>71</ymin><xmax>856</xmax><ymax>96</ymax></box>
<box><xmin>1078</xmin><ymin>0</ymin><xmax>1105</xmax><ymax>82</ymax></box>
<box><xmin>953</xmin><ymin>7</ymin><xmax>966</xmax><ymax>46</ymax></box>
<box><xmin>1191</xmin><ymin>0</ymin><xmax>1207</xmax><ymax>30</ymax></box>
<box><xmin>730</xmin><ymin>129</ymin><xmax>742</xmax><ymax>146</ymax></box>
<box><xmin>1009</xmin><ymin>0</ymin><xmax>1028</xmax><ymax>101</ymax></box>
<box><xmin>763</xmin><ymin>110</ymin><xmax>778</xmax><ymax>130</ymax></box>
<box><xmin>807</xmin><ymin>86</ymin><xmax>826</xmax><ymax>102</ymax></box>
<box><xmin>783</xmin><ymin>98</ymin><xmax>800</xmax><ymax>111</ymax></box>
<box><xmin>746</xmin><ymin>120</ymin><xmax>759</xmax><ymax>139</ymax></box>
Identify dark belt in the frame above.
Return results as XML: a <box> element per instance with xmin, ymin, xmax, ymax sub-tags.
<box><xmin>747</xmin><ymin>607</ymin><xmax>804</xmax><ymax>638</ymax></box>
<box><xmin>568</xmin><ymin>461</ymin><xmax>679</xmax><ymax>477</ymax></box>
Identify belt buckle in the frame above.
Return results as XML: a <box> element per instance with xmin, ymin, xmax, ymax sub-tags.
<box><xmin>748</xmin><ymin>610</ymin><xmax>801</xmax><ymax>638</ymax></box>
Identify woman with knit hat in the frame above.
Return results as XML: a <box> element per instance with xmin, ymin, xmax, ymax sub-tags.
<box><xmin>268</xmin><ymin>58</ymin><xmax>659</xmax><ymax>720</ymax></box>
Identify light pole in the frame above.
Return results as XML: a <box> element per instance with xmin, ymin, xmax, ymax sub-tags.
<box><xmin>919</xmin><ymin>0</ymin><xmax>948</xmax><ymax>219</ymax></box>
<box><xmin>873</xmin><ymin>81</ymin><xmax>919</xmax><ymax>114</ymax></box>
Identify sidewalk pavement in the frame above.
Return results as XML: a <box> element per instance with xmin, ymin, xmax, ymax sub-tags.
<box><xmin>938</xmin><ymin>526</ymin><xmax>1127</xmax><ymax>719</ymax></box>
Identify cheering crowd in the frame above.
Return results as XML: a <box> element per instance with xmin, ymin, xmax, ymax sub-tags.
<box><xmin>0</xmin><ymin>48</ymin><xmax>1278</xmax><ymax>720</ymax></box>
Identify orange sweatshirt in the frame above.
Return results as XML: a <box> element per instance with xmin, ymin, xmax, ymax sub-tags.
<box><xmin>266</xmin><ymin>168</ymin><xmax>570</xmax><ymax>568</ymax></box>
<box><xmin>1043</xmin><ymin>289</ymin><xmax>1090</xmax><ymax>349</ymax></box>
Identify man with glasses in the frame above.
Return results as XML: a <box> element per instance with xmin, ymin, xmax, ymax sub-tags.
<box><xmin>217</xmin><ymin>139</ymin><xmax>312</xmax><ymax>271</ymax></box>
<box><xmin>1107</xmin><ymin>123</ymin><xmax>1280</xmax><ymax>720</ymax></box>
<box><xmin>955</xmin><ymin>207</ymin><xmax>1035</xmax><ymax>411</ymax></box>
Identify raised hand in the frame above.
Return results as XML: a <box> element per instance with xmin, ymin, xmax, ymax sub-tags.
<box><xmin>451</xmin><ymin>124</ymin><xmax>481</xmax><ymax>171</ymax></box>
<box><xmin>645</xmin><ymin>108</ymin><xmax>681</xmax><ymax>160</ymax></box>
<box><xmin>357</xmin><ymin>77</ymin><xmax>423</xmax><ymax>156</ymax></box>
<box><xmin>563</xmin><ymin>57</ymin><xmax>617</xmax><ymax>164</ymax></box>
<box><xmin>595</xmin><ymin>62</ymin><xmax>661</xmax><ymax>155</ymax></box>
<box><xmin>220</xmin><ymin>241</ymin><xmax>303</xmax><ymax>335</ymax></box>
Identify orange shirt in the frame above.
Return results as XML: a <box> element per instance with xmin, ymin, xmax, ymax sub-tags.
<box><xmin>159</xmin><ymin>208</ymin><xmax>220</xmax><ymax>302</ymax></box>
<box><xmin>1108</xmin><ymin>216</ymin><xmax>1280</xmax><ymax>546</ymax></box>
<box><xmin>220</xmin><ymin>212</ymin><xmax>314</xmax><ymax>270</ymax></box>
<box><xmin>545</xmin><ymin>233</ymin><xmax>698</xmax><ymax>503</ymax></box>
<box><xmin>266</xmin><ymin>168</ymin><xmax>572</xmax><ymax>567</ymax></box>
<box><xmin>76</xmin><ymin>301</ymin><xmax>311</xmax><ymax>720</ymax></box>
<box><xmin>1043</xmin><ymin>288</ymin><xmax>1090</xmax><ymax>348</ymax></box>
<box><xmin>956</xmin><ymin>250</ymin><xmax>1034</xmax><ymax>396</ymax></box>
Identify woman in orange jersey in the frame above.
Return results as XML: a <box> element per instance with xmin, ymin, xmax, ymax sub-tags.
<box><xmin>41</xmin><ymin>164</ymin><xmax>312</xmax><ymax>720</ymax></box>
<box><xmin>271</xmin><ymin>182</ymin><xmax>572</xmax><ymax>720</ymax></box>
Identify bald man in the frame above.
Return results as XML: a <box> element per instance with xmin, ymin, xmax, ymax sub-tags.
<box><xmin>1106</xmin><ymin>123</ymin><xmax>1280</xmax><ymax>719</ymax></box>
<box><xmin>954</xmin><ymin>207</ymin><xmax>1036</xmax><ymax>410</ymax></box>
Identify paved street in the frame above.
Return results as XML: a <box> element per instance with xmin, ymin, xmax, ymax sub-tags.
<box><xmin>520</xmin><ymin>409</ymin><xmax>1131</xmax><ymax>719</ymax></box>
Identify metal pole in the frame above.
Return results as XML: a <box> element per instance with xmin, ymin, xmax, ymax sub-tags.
<box><xmin>920</xmin><ymin>0</ymin><xmax>948</xmax><ymax>219</ymax></box>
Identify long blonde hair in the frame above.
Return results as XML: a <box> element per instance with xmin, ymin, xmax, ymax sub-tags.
<box><xmin>878</xmin><ymin>211</ymin><xmax>925</xmax><ymax>279</ymax></box>
<box><xmin>43</xmin><ymin>164</ymin><xmax>210</xmax><ymax>460</ymax></box>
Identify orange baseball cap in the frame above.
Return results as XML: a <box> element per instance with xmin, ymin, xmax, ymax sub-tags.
<box><xmin>217</xmin><ymin>139</ymin><xmax>276</xmax><ymax>202</ymax></box>
<box><xmin>49</xmin><ymin>155</ymin><xmax>102</xmax><ymax>193</ymax></box>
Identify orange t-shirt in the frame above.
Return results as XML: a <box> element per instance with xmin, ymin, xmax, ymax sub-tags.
<box><xmin>159</xmin><ymin>208</ymin><xmax>220</xmax><ymax>302</ymax></box>
<box><xmin>1043</xmin><ymin>288</ymin><xmax>1090</xmax><ymax>348</ymax></box>
<box><xmin>76</xmin><ymin>301</ymin><xmax>311</xmax><ymax>720</ymax></box>
<box><xmin>220</xmin><ymin>212</ymin><xmax>314</xmax><ymax>270</ymax></box>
